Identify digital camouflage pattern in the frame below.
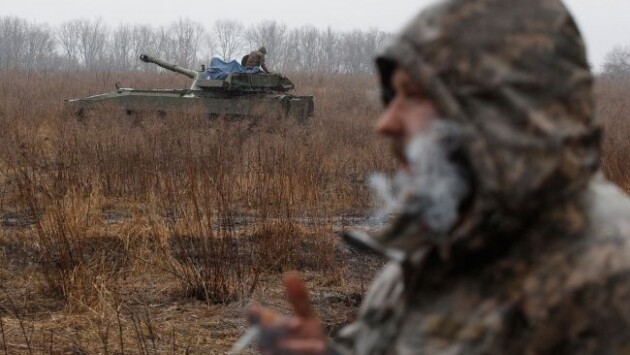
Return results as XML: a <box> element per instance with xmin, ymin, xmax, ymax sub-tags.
<box><xmin>335</xmin><ymin>0</ymin><xmax>630</xmax><ymax>353</ymax></box>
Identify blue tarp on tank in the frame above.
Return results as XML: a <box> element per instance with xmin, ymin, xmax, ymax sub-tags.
<box><xmin>206</xmin><ymin>57</ymin><xmax>264</xmax><ymax>80</ymax></box>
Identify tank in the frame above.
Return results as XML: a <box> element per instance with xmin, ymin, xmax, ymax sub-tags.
<box><xmin>67</xmin><ymin>54</ymin><xmax>315</xmax><ymax>122</ymax></box>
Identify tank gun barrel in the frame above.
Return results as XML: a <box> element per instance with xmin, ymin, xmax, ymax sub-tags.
<box><xmin>139</xmin><ymin>54</ymin><xmax>198</xmax><ymax>79</ymax></box>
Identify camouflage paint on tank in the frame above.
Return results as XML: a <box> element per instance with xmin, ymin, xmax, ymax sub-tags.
<box><xmin>67</xmin><ymin>54</ymin><xmax>314</xmax><ymax>122</ymax></box>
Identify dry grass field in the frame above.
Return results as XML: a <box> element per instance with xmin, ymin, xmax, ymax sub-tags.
<box><xmin>597</xmin><ymin>78</ymin><xmax>630</xmax><ymax>192</ymax></box>
<box><xmin>0</xmin><ymin>70</ymin><xmax>391</xmax><ymax>354</ymax></box>
<box><xmin>0</xmin><ymin>70</ymin><xmax>628</xmax><ymax>354</ymax></box>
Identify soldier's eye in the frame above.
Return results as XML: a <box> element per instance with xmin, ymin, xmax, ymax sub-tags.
<box><xmin>383</xmin><ymin>88</ymin><xmax>395</xmax><ymax>106</ymax></box>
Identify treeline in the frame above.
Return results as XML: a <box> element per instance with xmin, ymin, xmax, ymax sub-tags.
<box><xmin>601</xmin><ymin>45</ymin><xmax>630</xmax><ymax>77</ymax></box>
<box><xmin>0</xmin><ymin>16</ymin><xmax>390</xmax><ymax>74</ymax></box>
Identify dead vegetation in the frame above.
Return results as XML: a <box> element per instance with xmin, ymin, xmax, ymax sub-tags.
<box><xmin>597</xmin><ymin>78</ymin><xmax>630</xmax><ymax>192</ymax></box>
<box><xmin>0</xmin><ymin>70</ymin><xmax>388</xmax><ymax>353</ymax></box>
<box><xmin>1</xmin><ymin>70</ymin><xmax>627</xmax><ymax>353</ymax></box>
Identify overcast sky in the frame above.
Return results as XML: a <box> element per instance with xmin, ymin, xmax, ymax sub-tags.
<box><xmin>1</xmin><ymin>0</ymin><xmax>626</xmax><ymax>70</ymax></box>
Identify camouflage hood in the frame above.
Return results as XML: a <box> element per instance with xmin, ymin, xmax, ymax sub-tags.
<box><xmin>361</xmin><ymin>0</ymin><xmax>600</xmax><ymax>259</ymax></box>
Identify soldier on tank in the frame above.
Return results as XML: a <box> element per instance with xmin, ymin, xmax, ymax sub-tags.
<box><xmin>244</xmin><ymin>46</ymin><xmax>270</xmax><ymax>73</ymax></box>
<box><xmin>245</xmin><ymin>0</ymin><xmax>630</xmax><ymax>353</ymax></box>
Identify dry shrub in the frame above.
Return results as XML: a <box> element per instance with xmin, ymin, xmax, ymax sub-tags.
<box><xmin>597</xmin><ymin>77</ymin><xmax>630</xmax><ymax>192</ymax></box>
<box><xmin>17</xmin><ymin>179</ymin><xmax>130</xmax><ymax>311</ymax></box>
<box><xmin>251</xmin><ymin>221</ymin><xmax>339</xmax><ymax>276</ymax></box>
<box><xmin>161</xmin><ymin>213</ymin><xmax>258</xmax><ymax>305</ymax></box>
<box><xmin>0</xmin><ymin>70</ymin><xmax>387</xmax><ymax>350</ymax></box>
<box><xmin>154</xmin><ymin>149</ymin><xmax>259</xmax><ymax>304</ymax></box>
<box><xmin>251</xmin><ymin>220</ymin><xmax>308</xmax><ymax>272</ymax></box>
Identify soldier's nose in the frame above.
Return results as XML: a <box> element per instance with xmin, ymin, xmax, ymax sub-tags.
<box><xmin>375</xmin><ymin>101</ymin><xmax>403</xmax><ymax>136</ymax></box>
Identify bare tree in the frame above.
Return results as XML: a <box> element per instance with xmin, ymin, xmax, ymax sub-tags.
<box><xmin>0</xmin><ymin>17</ymin><xmax>28</xmax><ymax>70</ymax></box>
<box><xmin>77</xmin><ymin>19</ymin><xmax>108</xmax><ymax>70</ymax></box>
<box><xmin>57</xmin><ymin>20</ymin><xmax>80</xmax><ymax>68</ymax></box>
<box><xmin>200</xmin><ymin>32</ymin><xmax>217</xmax><ymax>64</ymax></box>
<box><xmin>110</xmin><ymin>24</ymin><xmax>135</xmax><ymax>71</ymax></box>
<box><xmin>24</xmin><ymin>23</ymin><xmax>57</xmax><ymax>71</ymax></box>
<box><xmin>602</xmin><ymin>45</ymin><xmax>630</xmax><ymax>77</ymax></box>
<box><xmin>246</xmin><ymin>21</ymin><xmax>287</xmax><ymax>69</ymax></box>
<box><xmin>212</xmin><ymin>20</ymin><xmax>244</xmax><ymax>61</ymax></box>
<box><xmin>319</xmin><ymin>27</ymin><xmax>340</xmax><ymax>73</ymax></box>
<box><xmin>297</xmin><ymin>25</ymin><xmax>321</xmax><ymax>71</ymax></box>
<box><xmin>58</xmin><ymin>19</ymin><xmax>108</xmax><ymax>70</ymax></box>
<box><xmin>154</xmin><ymin>25</ymin><xmax>175</xmax><ymax>65</ymax></box>
<box><xmin>0</xmin><ymin>17</ymin><xmax>56</xmax><ymax>71</ymax></box>
<box><xmin>131</xmin><ymin>25</ymin><xmax>161</xmax><ymax>71</ymax></box>
<box><xmin>168</xmin><ymin>18</ymin><xmax>205</xmax><ymax>68</ymax></box>
<box><xmin>339</xmin><ymin>28</ymin><xmax>388</xmax><ymax>73</ymax></box>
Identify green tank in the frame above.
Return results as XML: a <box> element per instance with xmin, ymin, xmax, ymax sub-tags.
<box><xmin>67</xmin><ymin>54</ymin><xmax>315</xmax><ymax>122</ymax></box>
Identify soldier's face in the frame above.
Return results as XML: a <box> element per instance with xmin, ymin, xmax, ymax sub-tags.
<box><xmin>375</xmin><ymin>68</ymin><xmax>439</xmax><ymax>169</ymax></box>
<box><xmin>371</xmin><ymin>67</ymin><xmax>471</xmax><ymax>236</ymax></box>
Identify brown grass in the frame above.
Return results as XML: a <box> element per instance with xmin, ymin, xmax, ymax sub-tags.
<box><xmin>2</xmin><ymin>70</ymin><xmax>628</xmax><ymax>353</ymax></box>
<box><xmin>0</xmin><ymin>70</ymin><xmax>389</xmax><ymax>353</ymax></box>
<box><xmin>597</xmin><ymin>78</ymin><xmax>630</xmax><ymax>193</ymax></box>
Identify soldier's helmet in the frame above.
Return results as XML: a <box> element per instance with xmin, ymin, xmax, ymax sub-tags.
<box><xmin>259</xmin><ymin>46</ymin><xmax>267</xmax><ymax>54</ymax></box>
<box><xmin>375</xmin><ymin>0</ymin><xmax>600</xmax><ymax>246</ymax></box>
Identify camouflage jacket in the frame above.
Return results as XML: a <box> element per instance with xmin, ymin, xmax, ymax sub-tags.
<box><xmin>332</xmin><ymin>0</ymin><xmax>630</xmax><ymax>353</ymax></box>
<box><xmin>245</xmin><ymin>50</ymin><xmax>269</xmax><ymax>73</ymax></box>
<box><xmin>333</xmin><ymin>176</ymin><xmax>630</xmax><ymax>354</ymax></box>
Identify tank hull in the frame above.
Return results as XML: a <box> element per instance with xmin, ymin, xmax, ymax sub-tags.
<box><xmin>68</xmin><ymin>88</ymin><xmax>315</xmax><ymax>122</ymax></box>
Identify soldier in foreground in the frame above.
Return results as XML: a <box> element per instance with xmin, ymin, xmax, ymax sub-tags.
<box><xmin>246</xmin><ymin>0</ymin><xmax>630</xmax><ymax>353</ymax></box>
